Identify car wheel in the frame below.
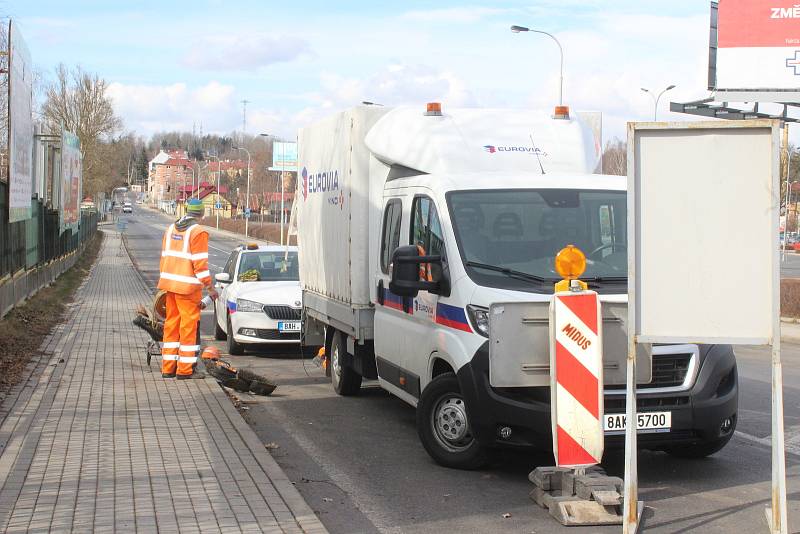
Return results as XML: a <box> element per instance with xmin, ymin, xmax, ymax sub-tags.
<box><xmin>416</xmin><ymin>373</ymin><xmax>488</xmax><ymax>470</ymax></box>
<box><xmin>214</xmin><ymin>306</ymin><xmax>227</xmax><ymax>340</ymax></box>
<box><xmin>330</xmin><ymin>330</ymin><xmax>361</xmax><ymax>396</ymax></box>
<box><xmin>665</xmin><ymin>433</ymin><xmax>734</xmax><ymax>459</ymax></box>
<box><xmin>226</xmin><ymin>314</ymin><xmax>245</xmax><ymax>355</ymax></box>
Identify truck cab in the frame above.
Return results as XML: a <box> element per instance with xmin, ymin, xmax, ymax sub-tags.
<box><xmin>297</xmin><ymin>104</ymin><xmax>738</xmax><ymax>469</ymax></box>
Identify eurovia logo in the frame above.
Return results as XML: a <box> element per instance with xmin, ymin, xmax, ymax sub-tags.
<box><xmin>483</xmin><ymin>144</ymin><xmax>548</xmax><ymax>156</ymax></box>
<box><xmin>301</xmin><ymin>166</ymin><xmax>344</xmax><ymax>209</ymax></box>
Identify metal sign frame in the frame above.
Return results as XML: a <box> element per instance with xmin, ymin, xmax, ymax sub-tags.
<box><xmin>624</xmin><ymin>120</ymin><xmax>786</xmax><ymax>533</ymax></box>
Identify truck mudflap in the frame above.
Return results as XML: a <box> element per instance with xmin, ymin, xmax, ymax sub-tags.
<box><xmin>456</xmin><ymin>341</ymin><xmax>738</xmax><ymax>450</ymax></box>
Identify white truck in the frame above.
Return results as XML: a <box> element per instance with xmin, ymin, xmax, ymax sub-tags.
<box><xmin>295</xmin><ymin>104</ymin><xmax>738</xmax><ymax>469</ymax></box>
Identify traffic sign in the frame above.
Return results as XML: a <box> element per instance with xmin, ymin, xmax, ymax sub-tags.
<box><xmin>550</xmin><ymin>290</ymin><xmax>603</xmax><ymax>467</ymax></box>
<box><xmin>215</xmin><ymin>202</ymin><xmax>222</xmax><ymax>209</ymax></box>
<box><xmin>244</xmin><ymin>208</ymin><xmax>251</xmax><ymax>218</ymax></box>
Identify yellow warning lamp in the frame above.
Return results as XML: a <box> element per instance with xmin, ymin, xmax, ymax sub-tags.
<box><xmin>554</xmin><ymin>244</ymin><xmax>588</xmax><ymax>292</ymax></box>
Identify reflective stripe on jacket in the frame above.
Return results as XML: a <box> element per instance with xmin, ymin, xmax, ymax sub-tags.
<box><xmin>157</xmin><ymin>223</ymin><xmax>212</xmax><ymax>294</ymax></box>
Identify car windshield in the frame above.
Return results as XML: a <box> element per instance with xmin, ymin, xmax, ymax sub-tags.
<box><xmin>447</xmin><ymin>189</ymin><xmax>626</xmax><ymax>293</ymax></box>
<box><xmin>237</xmin><ymin>251</ymin><xmax>299</xmax><ymax>282</ymax></box>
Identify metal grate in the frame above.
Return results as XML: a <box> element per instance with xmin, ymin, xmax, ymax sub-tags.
<box><xmin>640</xmin><ymin>353</ymin><xmax>692</xmax><ymax>389</ymax></box>
<box><xmin>263</xmin><ymin>305</ymin><xmax>301</xmax><ymax>321</ymax></box>
<box><xmin>252</xmin><ymin>328</ymin><xmax>300</xmax><ymax>341</ymax></box>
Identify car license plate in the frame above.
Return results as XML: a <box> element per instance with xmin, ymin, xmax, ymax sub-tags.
<box><xmin>278</xmin><ymin>321</ymin><xmax>300</xmax><ymax>332</ymax></box>
<box><xmin>603</xmin><ymin>412</ymin><xmax>672</xmax><ymax>434</ymax></box>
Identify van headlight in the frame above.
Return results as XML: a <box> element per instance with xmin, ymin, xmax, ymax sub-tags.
<box><xmin>466</xmin><ymin>305</ymin><xmax>490</xmax><ymax>338</ymax></box>
<box><xmin>236</xmin><ymin>298</ymin><xmax>263</xmax><ymax>313</ymax></box>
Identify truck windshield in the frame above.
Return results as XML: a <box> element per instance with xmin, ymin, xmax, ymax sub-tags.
<box><xmin>447</xmin><ymin>189</ymin><xmax>626</xmax><ymax>293</ymax></box>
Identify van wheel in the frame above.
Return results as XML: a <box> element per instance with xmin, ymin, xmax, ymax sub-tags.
<box><xmin>330</xmin><ymin>331</ymin><xmax>361</xmax><ymax>396</ymax></box>
<box><xmin>214</xmin><ymin>307</ymin><xmax>227</xmax><ymax>340</ymax></box>
<box><xmin>227</xmin><ymin>315</ymin><xmax>245</xmax><ymax>355</ymax></box>
<box><xmin>416</xmin><ymin>373</ymin><xmax>488</xmax><ymax>470</ymax></box>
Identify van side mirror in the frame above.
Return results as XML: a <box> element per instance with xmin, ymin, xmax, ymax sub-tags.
<box><xmin>389</xmin><ymin>245</ymin><xmax>442</xmax><ymax>297</ymax></box>
<box><xmin>215</xmin><ymin>273</ymin><xmax>231</xmax><ymax>284</ymax></box>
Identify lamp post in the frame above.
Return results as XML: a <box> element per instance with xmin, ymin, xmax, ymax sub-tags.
<box><xmin>233</xmin><ymin>146</ymin><xmax>251</xmax><ymax>238</ymax></box>
<box><xmin>640</xmin><ymin>85</ymin><xmax>676</xmax><ymax>121</ymax></box>
<box><xmin>511</xmin><ymin>25</ymin><xmax>564</xmax><ymax>107</ymax></box>
<box><xmin>207</xmin><ymin>154</ymin><xmax>222</xmax><ymax>229</ymax></box>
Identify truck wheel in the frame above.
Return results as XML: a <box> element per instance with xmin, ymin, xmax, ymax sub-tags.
<box><xmin>416</xmin><ymin>373</ymin><xmax>487</xmax><ymax>470</ymax></box>
<box><xmin>666</xmin><ymin>433</ymin><xmax>734</xmax><ymax>459</ymax></box>
<box><xmin>227</xmin><ymin>315</ymin><xmax>245</xmax><ymax>355</ymax></box>
<box><xmin>214</xmin><ymin>307</ymin><xmax>227</xmax><ymax>340</ymax></box>
<box><xmin>330</xmin><ymin>331</ymin><xmax>361</xmax><ymax>396</ymax></box>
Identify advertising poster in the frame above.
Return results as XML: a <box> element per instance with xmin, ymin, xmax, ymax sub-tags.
<box><xmin>715</xmin><ymin>0</ymin><xmax>800</xmax><ymax>90</ymax></box>
<box><xmin>7</xmin><ymin>20</ymin><xmax>34</xmax><ymax>223</ymax></box>
<box><xmin>61</xmin><ymin>131</ymin><xmax>82</xmax><ymax>230</ymax></box>
<box><xmin>270</xmin><ymin>141</ymin><xmax>298</xmax><ymax>172</ymax></box>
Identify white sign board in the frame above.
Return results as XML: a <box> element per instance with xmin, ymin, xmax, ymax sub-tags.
<box><xmin>713</xmin><ymin>0</ymin><xmax>800</xmax><ymax>91</ymax></box>
<box><xmin>60</xmin><ymin>131</ymin><xmax>82</xmax><ymax>231</ymax></box>
<box><xmin>8</xmin><ymin>20</ymin><xmax>34</xmax><ymax>223</ymax></box>
<box><xmin>628</xmin><ymin>120</ymin><xmax>779</xmax><ymax>345</ymax></box>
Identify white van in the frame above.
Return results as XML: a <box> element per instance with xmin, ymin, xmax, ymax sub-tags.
<box><xmin>296</xmin><ymin>105</ymin><xmax>738</xmax><ymax>469</ymax></box>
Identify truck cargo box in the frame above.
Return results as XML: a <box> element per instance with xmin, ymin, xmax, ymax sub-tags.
<box><xmin>297</xmin><ymin>107</ymin><xmax>389</xmax><ymax>310</ymax></box>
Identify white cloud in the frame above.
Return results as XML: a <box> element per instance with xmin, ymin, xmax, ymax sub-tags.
<box><xmin>106</xmin><ymin>81</ymin><xmax>237</xmax><ymax>135</ymax></box>
<box><xmin>401</xmin><ymin>7</ymin><xmax>510</xmax><ymax>23</ymax></box>
<box><xmin>183</xmin><ymin>34</ymin><xmax>311</xmax><ymax>71</ymax></box>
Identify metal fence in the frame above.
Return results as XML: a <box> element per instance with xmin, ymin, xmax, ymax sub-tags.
<box><xmin>0</xmin><ymin>179</ymin><xmax>98</xmax><ymax>282</ymax></box>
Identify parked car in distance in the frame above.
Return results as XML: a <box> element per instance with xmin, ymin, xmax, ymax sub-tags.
<box><xmin>213</xmin><ymin>244</ymin><xmax>302</xmax><ymax>354</ymax></box>
<box><xmin>122</xmin><ymin>202</ymin><xmax>133</xmax><ymax>213</ymax></box>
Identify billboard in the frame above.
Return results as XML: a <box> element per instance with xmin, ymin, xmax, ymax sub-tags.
<box><xmin>711</xmin><ymin>0</ymin><xmax>800</xmax><ymax>91</ymax></box>
<box><xmin>61</xmin><ymin>131</ymin><xmax>82</xmax><ymax>230</ymax></box>
<box><xmin>8</xmin><ymin>20</ymin><xmax>34</xmax><ymax>223</ymax></box>
<box><xmin>270</xmin><ymin>141</ymin><xmax>297</xmax><ymax>172</ymax></box>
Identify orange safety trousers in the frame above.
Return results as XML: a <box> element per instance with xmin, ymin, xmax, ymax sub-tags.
<box><xmin>161</xmin><ymin>289</ymin><xmax>202</xmax><ymax>376</ymax></box>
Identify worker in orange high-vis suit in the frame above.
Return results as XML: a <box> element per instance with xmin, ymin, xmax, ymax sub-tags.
<box><xmin>158</xmin><ymin>199</ymin><xmax>218</xmax><ymax>379</ymax></box>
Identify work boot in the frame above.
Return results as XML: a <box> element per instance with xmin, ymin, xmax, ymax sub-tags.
<box><xmin>176</xmin><ymin>370</ymin><xmax>207</xmax><ymax>380</ymax></box>
<box><xmin>162</xmin><ymin>372</ymin><xmax>176</xmax><ymax>379</ymax></box>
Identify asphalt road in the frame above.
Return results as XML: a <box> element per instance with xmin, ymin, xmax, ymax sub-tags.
<box><xmin>783</xmin><ymin>253</ymin><xmax>800</xmax><ymax>279</ymax></box>
<box><xmin>122</xmin><ymin>208</ymin><xmax>800</xmax><ymax>533</ymax></box>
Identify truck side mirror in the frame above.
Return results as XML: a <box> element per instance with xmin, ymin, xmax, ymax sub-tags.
<box><xmin>389</xmin><ymin>245</ymin><xmax>441</xmax><ymax>297</ymax></box>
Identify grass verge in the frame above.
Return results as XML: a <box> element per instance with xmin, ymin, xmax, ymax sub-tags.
<box><xmin>0</xmin><ymin>231</ymin><xmax>104</xmax><ymax>395</ymax></box>
<box><xmin>197</xmin><ymin>216</ymin><xmax>296</xmax><ymax>245</ymax></box>
<box><xmin>782</xmin><ymin>278</ymin><xmax>800</xmax><ymax>318</ymax></box>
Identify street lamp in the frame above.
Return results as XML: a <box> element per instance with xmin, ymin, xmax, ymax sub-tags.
<box><xmin>260</xmin><ymin>133</ymin><xmax>289</xmax><ymax>246</ymax></box>
<box><xmin>207</xmin><ymin>153</ymin><xmax>222</xmax><ymax>230</ymax></box>
<box><xmin>511</xmin><ymin>25</ymin><xmax>564</xmax><ymax>107</ymax></box>
<box><xmin>232</xmin><ymin>146</ymin><xmax>252</xmax><ymax>238</ymax></box>
<box><xmin>640</xmin><ymin>85</ymin><xmax>676</xmax><ymax>121</ymax></box>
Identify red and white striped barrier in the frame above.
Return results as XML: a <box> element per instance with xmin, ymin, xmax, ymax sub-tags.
<box><xmin>550</xmin><ymin>290</ymin><xmax>603</xmax><ymax>467</ymax></box>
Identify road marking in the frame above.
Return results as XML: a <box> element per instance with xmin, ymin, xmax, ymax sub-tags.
<box><xmin>736</xmin><ymin>427</ymin><xmax>800</xmax><ymax>458</ymax></box>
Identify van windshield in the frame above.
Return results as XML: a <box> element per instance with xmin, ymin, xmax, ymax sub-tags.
<box><xmin>447</xmin><ymin>189</ymin><xmax>626</xmax><ymax>293</ymax></box>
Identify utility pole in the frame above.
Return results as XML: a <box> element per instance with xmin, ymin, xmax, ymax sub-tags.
<box><xmin>241</xmin><ymin>99</ymin><xmax>251</xmax><ymax>139</ymax></box>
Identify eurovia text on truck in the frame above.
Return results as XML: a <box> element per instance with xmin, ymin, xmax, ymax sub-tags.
<box><xmin>295</xmin><ymin>102</ymin><xmax>738</xmax><ymax>469</ymax></box>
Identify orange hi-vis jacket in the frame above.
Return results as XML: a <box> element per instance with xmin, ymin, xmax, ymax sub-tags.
<box><xmin>157</xmin><ymin>222</ymin><xmax>212</xmax><ymax>294</ymax></box>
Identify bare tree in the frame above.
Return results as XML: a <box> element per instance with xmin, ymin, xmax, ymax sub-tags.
<box><xmin>601</xmin><ymin>138</ymin><xmax>626</xmax><ymax>176</ymax></box>
<box><xmin>41</xmin><ymin>64</ymin><xmax>122</xmax><ymax>196</ymax></box>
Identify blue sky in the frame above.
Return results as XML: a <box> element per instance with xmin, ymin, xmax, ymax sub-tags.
<box><xmin>7</xmin><ymin>1</ymin><xmax>768</xmax><ymax>142</ymax></box>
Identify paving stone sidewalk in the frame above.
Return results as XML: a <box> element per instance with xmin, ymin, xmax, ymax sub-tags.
<box><xmin>0</xmin><ymin>231</ymin><xmax>328</xmax><ymax>533</ymax></box>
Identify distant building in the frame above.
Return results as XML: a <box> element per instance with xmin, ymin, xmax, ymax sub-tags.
<box><xmin>148</xmin><ymin>149</ymin><xmax>194</xmax><ymax>203</ymax></box>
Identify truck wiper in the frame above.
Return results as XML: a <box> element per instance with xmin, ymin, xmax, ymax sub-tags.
<box><xmin>582</xmin><ymin>276</ymin><xmax>627</xmax><ymax>283</ymax></box>
<box><xmin>465</xmin><ymin>261</ymin><xmax>551</xmax><ymax>284</ymax></box>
